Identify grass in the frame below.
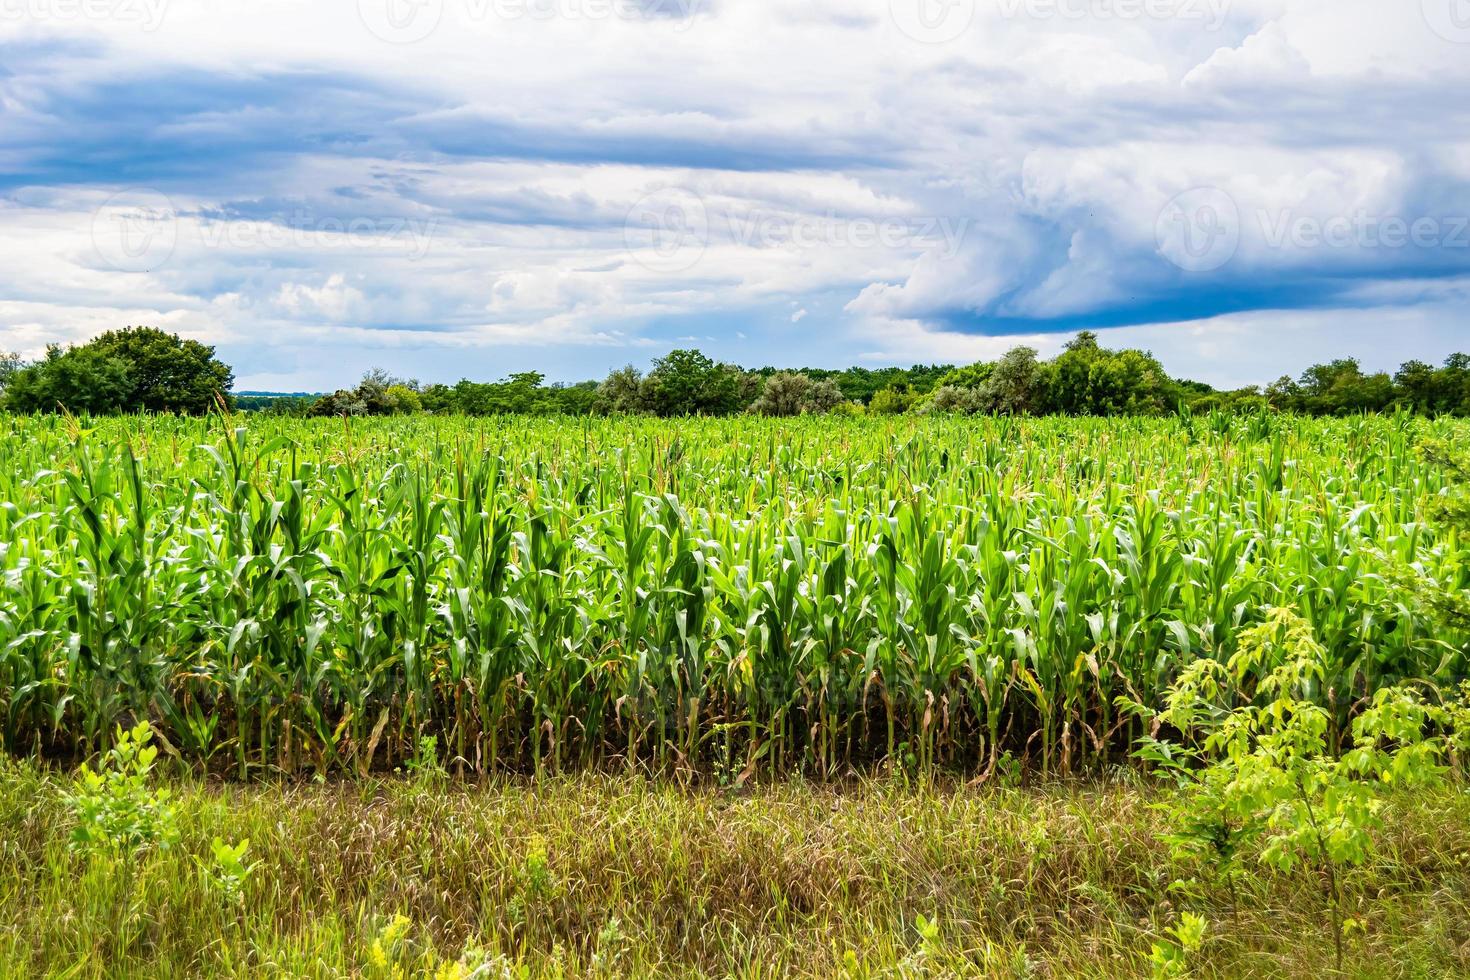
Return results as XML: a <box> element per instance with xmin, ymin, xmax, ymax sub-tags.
<box><xmin>3</xmin><ymin>760</ymin><xmax>1469</xmax><ymax>978</ymax></box>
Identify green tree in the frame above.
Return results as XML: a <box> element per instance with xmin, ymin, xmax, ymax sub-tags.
<box><xmin>4</xmin><ymin>345</ymin><xmax>139</xmax><ymax>415</ymax></box>
<box><xmin>1265</xmin><ymin>375</ymin><xmax>1301</xmax><ymax>411</ymax></box>
<box><xmin>1393</xmin><ymin>355</ymin><xmax>1470</xmax><ymax>416</ymax></box>
<box><xmin>1046</xmin><ymin>333</ymin><xmax>1177</xmax><ymax>416</ymax></box>
<box><xmin>551</xmin><ymin>381</ymin><xmax>599</xmax><ymax>415</ymax></box>
<box><xmin>1393</xmin><ymin>359</ymin><xmax>1438</xmax><ymax>411</ymax></box>
<box><xmin>386</xmin><ymin>384</ymin><xmax>423</xmax><ymax>414</ymax></box>
<box><xmin>869</xmin><ymin>384</ymin><xmax>917</xmax><ymax>414</ymax></box>
<box><xmin>1134</xmin><ymin>610</ymin><xmax>1454</xmax><ymax>972</ymax></box>
<box><xmin>310</xmin><ymin>369</ymin><xmax>421</xmax><ymax>417</ymax></box>
<box><xmin>1296</xmin><ymin>358</ymin><xmax>1395</xmax><ymax>415</ymax></box>
<box><xmin>0</xmin><ymin>351</ymin><xmax>23</xmax><ymax>392</ymax></box>
<box><xmin>795</xmin><ymin>364</ymin><xmax>955</xmax><ymax>404</ymax></box>
<box><xmin>594</xmin><ymin>366</ymin><xmax>649</xmax><ymax>415</ymax></box>
<box><xmin>85</xmin><ymin>327</ymin><xmax>234</xmax><ymax>413</ymax></box>
<box><xmin>749</xmin><ymin>372</ymin><xmax>812</xmax><ymax>417</ymax></box>
<box><xmin>937</xmin><ymin>360</ymin><xmax>994</xmax><ymax>390</ymax></box>
<box><xmin>923</xmin><ymin>385</ymin><xmax>984</xmax><ymax>414</ymax></box>
<box><xmin>803</xmin><ymin>377</ymin><xmax>847</xmax><ymax>414</ymax></box>
<box><xmin>979</xmin><ymin>345</ymin><xmax>1043</xmax><ymax>414</ymax></box>
<box><xmin>1439</xmin><ymin>354</ymin><xmax>1470</xmax><ymax>415</ymax></box>
<box><xmin>642</xmin><ymin>349</ymin><xmax>743</xmax><ymax>416</ymax></box>
<box><xmin>748</xmin><ymin>372</ymin><xmax>848</xmax><ymax>416</ymax></box>
<box><xmin>236</xmin><ymin>395</ymin><xmax>315</xmax><ymax>417</ymax></box>
<box><xmin>4</xmin><ymin>328</ymin><xmax>233</xmax><ymax>415</ymax></box>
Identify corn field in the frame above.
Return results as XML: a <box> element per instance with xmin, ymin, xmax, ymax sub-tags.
<box><xmin>0</xmin><ymin>411</ymin><xmax>1464</xmax><ymax>779</ymax></box>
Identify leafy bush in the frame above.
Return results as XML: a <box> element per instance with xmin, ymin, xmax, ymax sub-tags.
<box><xmin>869</xmin><ymin>384</ymin><xmax>918</xmax><ymax>414</ymax></box>
<box><xmin>594</xmin><ymin>365</ymin><xmax>649</xmax><ymax>414</ymax></box>
<box><xmin>64</xmin><ymin>721</ymin><xmax>180</xmax><ymax>941</ymax></box>
<box><xmin>310</xmin><ymin>369</ymin><xmax>423</xmax><ymax>417</ymax></box>
<box><xmin>923</xmin><ymin>384</ymin><xmax>985</xmax><ymax>414</ymax></box>
<box><xmin>749</xmin><ymin>372</ymin><xmax>848</xmax><ymax>416</ymax></box>
<box><xmin>1149</xmin><ymin>911</ymin><xmax>1206</xmax><ymax>979</ymax></box>
<box><xmin>202</xmin><ymin>837</ymin><xmax>254</xmax><ymax>906</ymax></box>
<box><xmin>66</xmin><ymin>722</ymin><xmax>179</xmax><ymax>860</ymax></box>
<box><xmin>1132</xmin><ymin>609</ymin><xmax>1458</xmax><ymax>970</ymax></box>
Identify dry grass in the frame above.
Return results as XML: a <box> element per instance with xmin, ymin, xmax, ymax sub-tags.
<box><xmin>2</xmin><ymin>761</ymin><xmax>1468</xmax><ymax>977</ymax></box>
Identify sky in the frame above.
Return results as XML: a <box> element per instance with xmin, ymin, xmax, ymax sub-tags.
<box><xmin>1</xmin><ymin>0</ymin><xmax>1468</xmax><ymax>392</ymax></box>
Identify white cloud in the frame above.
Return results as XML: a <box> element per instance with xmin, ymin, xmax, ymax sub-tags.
<box><xmin>0</xmin><ymin>0</ymin><xmax>1466</xmax><ymax>388</ymax></box>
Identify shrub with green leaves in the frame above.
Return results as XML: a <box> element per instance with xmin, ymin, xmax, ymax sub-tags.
<box><xmin>202</xmin><ymin>837</ymin><xmax>254</xmax><ymax>906</ymax></box>
<box><xmin>1149</xmin><ymin>911</ymin><xmax>1206</xmax><ymax>979</ymax></box>
<box><xmin>1133</xmin><ymin>608</ymin><xmax>1457</xmax><ymax>971</ymax></box>
<box><xmin>66</xmin><ymin>722</ymin><xmax>178</xmax><ymax>860</ymax></box>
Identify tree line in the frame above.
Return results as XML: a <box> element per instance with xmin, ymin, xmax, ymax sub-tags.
<box><xmin>5</xmin><ymin>326</ymin><xmax>1470</xmax><ymax>419</ymax></box>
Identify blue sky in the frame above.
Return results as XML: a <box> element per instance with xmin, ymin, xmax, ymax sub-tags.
<box><xmin>1</xmin><ymin>0</ymin><xmax>1468</xmax><ymax>390</ymax></box>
